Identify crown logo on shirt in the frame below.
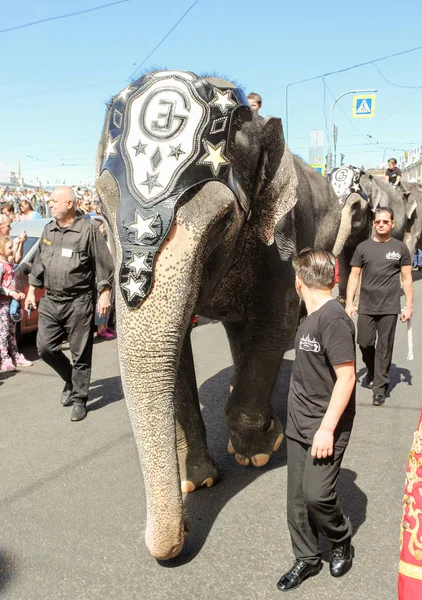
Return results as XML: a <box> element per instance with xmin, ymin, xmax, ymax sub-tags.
<box><xmin>386</xmin><ymin>251</ymin><xmax>401</xmax><ymax>260</ymax></box>
<box><xmin>299</xmin><ymin>334</ymin><xmax>321</xmax><ymax>353</ymax></box>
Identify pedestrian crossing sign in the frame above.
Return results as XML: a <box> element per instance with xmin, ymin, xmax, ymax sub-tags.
<box><xmin>352</xmin><ymin>94</ymin><xmax>376</xmax><ymax>118</ymax></box>
<box><xmin>310</xmin><ymin>163</ymin><xmax>325</xmax><ymax>176</ymax></box>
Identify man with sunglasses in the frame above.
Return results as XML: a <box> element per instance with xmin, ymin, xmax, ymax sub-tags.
<box><xmin>345</xmin><ymin>207</ymin><xmax>413</xmax><ymax>406</ymax></box>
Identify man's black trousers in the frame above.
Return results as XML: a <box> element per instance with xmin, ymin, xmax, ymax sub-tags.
<box><xmin>287</xmin><ymin>437</ymin><xmax>352</xmax><ymax>565</ymax></box>
<box><xmin>37</xmin><ymin>293</ymin><xmax>95</xmax><ymax>404</ymax></box>
<box><xmin>357</xmin><ymin>314</ymin><xmax>398</xmax><ymax>396</ymax></box>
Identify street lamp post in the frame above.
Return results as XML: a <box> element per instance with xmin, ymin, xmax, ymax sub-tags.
<box><xmin>329</xmin><ymin>88</ymin><xmax>377</xmax><ymax>171</ymax></box>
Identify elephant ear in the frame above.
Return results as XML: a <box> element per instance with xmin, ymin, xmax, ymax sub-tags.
<box><xmin>367</xmin><ymin>174</ymin><xmax>383</xmax><ymax>212</ymax></box>
<box><xmin>252</xmin><ymin>118</ymin><xmax>298</xmax><ymax>247</ymax></box>
<box><xmin>405</xmin><ymin>191</ymin><xmax>417</xmax><ymax>220</ymax></box>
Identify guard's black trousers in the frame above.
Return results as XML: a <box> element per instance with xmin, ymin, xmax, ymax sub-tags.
<box><xmin>37</xmin><ymin>293</ymin><xmax>95</xmax><ymax>404</ymax></box>
<box><xmin>357</xmin><ymin>314</ymin><xmax>398</xmax><ymax>396</ymax></box>
<box><xmin>287</xmin><ymin>437</ymin><xmax>352</xmax><ymax>565</ymax></box>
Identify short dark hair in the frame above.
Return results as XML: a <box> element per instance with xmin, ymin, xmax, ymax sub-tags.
<box><xmin>247</xmin><ymin>92</ymin><xmax>262</xmax><ymax>106</ymax></box>
<box><xmin>292</xmin><ymin>248</ymin><xmax>336</xmax><ymax>289</ymax></box>
<box><xmin>388</xmin><ymin>158</ymin><xmax>397</xmax><ymax>165</ymax></box>
<box><xmin>375</xmin><ymin>206</ymin><xmax>394</xmax><ymax>221</ymax></box>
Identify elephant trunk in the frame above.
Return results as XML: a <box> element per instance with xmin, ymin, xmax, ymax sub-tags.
<box><xmin>114</xmin><ymin>182</ymin><xmax>240</xmax><ymax>560</ymax></box>
<box><xmin>332</xmin><ymin>204</ymin><xmax>353</xmax><ymax>257</ymax></box>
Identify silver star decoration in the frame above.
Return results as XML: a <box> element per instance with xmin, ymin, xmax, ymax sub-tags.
<box><xmin>127</xmin><ymin>251</ymin><xmax>152</xmax><ymax>276</ymax></box>
<box><xmin>168</xmin><ymin>144</ymin><xmax>186</xmax><ymax>161</ymax></box>
<box><xmin>210</xmin><ymin>89</ymin><xmax>236</xmax><ymax>114</ymax></box>
<box><xmin>197</xmin><ymin>140</ymin><xmax>229</xmax><ymax>176</ymax></box>
<box><xmin>122</xmin><ymin>275</ymin><xmax>147</xmax><ymax>301</ymax></box>
<box><xmin>104</xmin><ymin>134</ymin><xmax>119</xmax><ymax>163</ymax></box>
<box><xmin>351</xmin><ymin>182</ymin><xmax>360</xmax><ymax>192</ymax></box>
<box><xmin>140</xmin><ymin>172</ymin><xmax>163</xmax><ymax>194</ymax></box>
<box><xmin>133</xmin><ymin>139</ymin><xmax>148</xmax><ymax>156</ymax></box>
<box><xmin>118</xmin><ymin>85</ymin><xmax>133</xmax><ymax>102</ymax></box>
<box><xmin>125</xmin><ymin>211</ymin><xmax>157</xmax><ymax>242</ymax></box>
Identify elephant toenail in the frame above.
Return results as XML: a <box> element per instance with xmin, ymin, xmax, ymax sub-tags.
<box><xmin>251</xmin><ymin>454</ymin><xmax>270</xmax><ymax>467</ymax></box>
<box><xmin>227</xmin><ymin>439</ymin><xmax>235</xmax><ymax>454</ymax></box>
<box><xmin>235</xmin><ymin>454</ymin><xmax>250</xmax><ymax>466</ymax></box>
<box><xmin>181</xmin><ymin>480</ymin><xmax>195</xmax><ymax>494</ymax></box>
<box><xmin>273</xmin><ymin>433</ymin><xmax>284</xmax><ymax>452</ymax></box>
<box><xmin>266</xmin><ymin>419</ymin><xmax>275</xmax><ymax>433</ymax></box>
<box><xmin>201</xmin><ymin>477</ymin><xmax>214</xmax><ymax>488</ymax></box>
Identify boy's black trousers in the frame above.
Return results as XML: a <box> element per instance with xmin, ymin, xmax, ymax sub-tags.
<box><xmin>287</xmin><ymin>437</ymin><xmax>352</xmax><ymax>565</ymax></box>
<box><xmin>357</xmin><ymin>313</ymin><xmax>398</xmax><ymax>396</ymax></box>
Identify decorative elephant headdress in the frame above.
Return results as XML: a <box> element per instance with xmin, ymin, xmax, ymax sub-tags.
<box><xmin>100</xmin><ymin>70</ymin><xmax>252</xmax><ymax>309</ymax></box>
<box><xmin>330</xmin><ymin>165</ymin><xmax>368</xmax><ymax>206</ymax></box>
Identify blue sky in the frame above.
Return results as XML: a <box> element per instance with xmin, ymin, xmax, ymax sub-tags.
<box><xmin>2</xmin><ymin>0</ymin><xmax>422</xmax><ymax>186</ymax></box>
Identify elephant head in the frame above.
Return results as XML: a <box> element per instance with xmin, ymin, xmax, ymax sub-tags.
<box><xmin>95</xmin><ymin>70</ymin><xmax>300</xmax><ymax>560</ymax></box>
<box><xmin>331</xmin><ymin>166</ymin><xmax>408</xmax><ymax>256</ymax></box>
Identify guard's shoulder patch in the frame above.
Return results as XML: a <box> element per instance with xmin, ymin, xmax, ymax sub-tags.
<box><xmin>42</xmin><ymin>238</ymin><xmax>52</xmax><ymax>245</ymax></box>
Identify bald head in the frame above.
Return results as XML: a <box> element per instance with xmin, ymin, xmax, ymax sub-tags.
<box><xmin>0</xmin><ymin>214</ymin><xmax>11</xmax><ymax>237</ymax></box>
<box><xmin>49</xmin><ymin>186</ymin><xmax>77</xmax><ymax>225</ymax></box>
<box><xmin>51</xmin><ymin>186</ymin><xmax>76</xmax><ymax>204</ymax></box>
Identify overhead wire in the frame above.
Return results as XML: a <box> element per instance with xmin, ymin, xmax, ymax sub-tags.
<box><xmin>370</xmin><ymin>62</ymin><xmax>422</xmax><ymax>89</ymax></box>
<box><xmin>128</xmin><ymin>0</ymin><xmax>201</xmax><ymax>81</ymax></box>
<box><xmin>0</xmin><ymin>1</ymin><xmax>130</xmax><ymax>34</ymax></box>
<box><xmin>262</xmin><ymin>43</ymin><xmax>422</xmax><ymax>94</ymax></box>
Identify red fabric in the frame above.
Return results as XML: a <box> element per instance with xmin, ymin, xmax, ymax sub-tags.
<box><xmin>398</xmin><ymin>407</ymin><xmax>422</xmax><ymax>599</ymax></box>
<box><xmin>334</xmin><ymin>259</ymin><xmax>340</xmax><ymax>284</ymax></box>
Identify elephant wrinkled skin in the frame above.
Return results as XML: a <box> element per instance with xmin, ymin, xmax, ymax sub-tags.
<box><xmin>96</xmin><ymin>71</ymin><xmax>343</xmax><ymax>560</ymax></box>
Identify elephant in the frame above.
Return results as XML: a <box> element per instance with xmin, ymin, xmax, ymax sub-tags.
<box><xmin>95</xmin><ymin>70</ymin><xmax>345</xmax><ymax>560</ymax></box>
<box><xmin>402</xmin><ymin>182</ymin><xmax>422</xmax><ymax>258</ymax></box>
<box><xmin>330</xmin><ymin>166</ymin><xmax>409</xmax><ymax>302</ymax></box>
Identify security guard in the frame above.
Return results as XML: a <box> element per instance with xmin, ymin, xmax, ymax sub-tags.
<box><xmin>24</xmin><ymin>186</ymin><xmax>113</xmax><ymax>422</ymax></box>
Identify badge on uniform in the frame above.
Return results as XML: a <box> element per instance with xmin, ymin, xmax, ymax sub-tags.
<box><xmin>62</xmin><ymin>248</ymin><xmax>73</xmax><ymax>258</ymax></box>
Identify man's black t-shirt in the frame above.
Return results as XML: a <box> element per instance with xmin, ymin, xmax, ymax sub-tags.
<box><xmin>385</xmin><ymin>167</ymin><xmax>402</xmax><ymax>184</ymax></box>
<box><xmin>350</xmin><ymin>238</ymin><xmax>411</xmax><ymax>315</ymax></box>
<box><xmin>286</xmin><ymin>300</ymin><xmax>356</xmax><ymax>448</ymax></box>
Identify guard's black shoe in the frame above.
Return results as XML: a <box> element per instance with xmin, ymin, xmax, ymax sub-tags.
<box><xmin>276</xmin><ymin>560</ymin><xmax>322</xmax><ymax>591</ymax></box>
<box><xmin>330</xmin><ymin>537</ymin><xmax>354</xmax><ymax>577</ymax></box>
<box><xmin>61</xmin><ymin>382</ymin><xmax>73</xmax><ymax>406</ymax></box>
<box><xmin>70</xmin><ymin>403</ymin><xmax>87</xmax><ymax>422</ymax></box>
<box><xmin>363</xmin><ymin>373</ymin><xmax>374</xmax><ymax>389</ymax></box>
<box><xmin>372</xmin><ymin>394</ymin><xmax>386</xmax><ymax>406</ymax></box>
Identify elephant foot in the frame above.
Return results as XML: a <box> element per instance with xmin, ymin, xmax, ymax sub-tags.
<box><xmin>178</xmin><ymin>452</ymin><xmax>219</xmax><ymax>494</ymax></box>
<box><xmin>227</xmin><ymin>417</ymin><xmax>284</xmax><ymax>467</ymax></box>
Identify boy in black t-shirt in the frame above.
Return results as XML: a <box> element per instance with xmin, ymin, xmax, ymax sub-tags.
<box><xmin>385</xmin><ymin>157</ymin><xmax>402</xmax><ymax>188</ymax></box>
<box><xmin>277</xmin><ymin>249</ymin><xmax>356</xmax><ymax>593</ymax></box>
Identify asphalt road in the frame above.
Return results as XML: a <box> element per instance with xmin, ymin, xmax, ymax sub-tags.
<box><xmin>2</xmin><ymin>275</ymin><xmax>422</xmax><ymax>600</ymax></box>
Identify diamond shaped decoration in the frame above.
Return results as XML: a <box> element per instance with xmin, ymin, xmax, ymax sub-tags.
<box><xmin>113</xmin><ymin>109</ymin><xmax>123</xmax><ymax>129</ymax></box>
<box><xmin>210</xmin><ymin>116</ymin><xmax>228</xmax><ymax>135</ymax></box>
<box><xmin>150</xmin><ymin>147</ymin><xmax>163</xmax><ymax>171</ymax></box>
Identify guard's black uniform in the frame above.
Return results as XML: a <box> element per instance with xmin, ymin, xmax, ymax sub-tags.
<box><xmin>29</xmin><ymin>217</ymin><xmax>113</xmax><ymax>404</ymax></box>
<box><xmin>350</xmin><ymin>237</ymin><xmax>411</xmax><ymax>396</ymax></box>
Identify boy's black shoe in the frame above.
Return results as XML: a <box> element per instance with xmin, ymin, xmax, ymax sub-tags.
<box><xmin>61</xmin><ymin>382</ymin><xmax>73</xmax><ymax>406</ymax></box>
<box><xmin>277</xmin><ymin>560</ymin><xmax>322</xmax><ymax>591</ymax></box>
<box><xmin>363</xmin><ymin>373</ymin><xmax>374</xmax><ymax>389</ymax></box>
<box><xmin>330</xmin><ymin>537</ymin><xmax>354</xmax><ymax>577</ymax></box>
<box><xmin>70</xmin><ymin>403</ymin><xmax>87</xmax><ymax>422</ymax></box>
<box><xmin>373</xmin><ymin>394</ymin><xmax>386</xmax><ymax>406</ymax></box>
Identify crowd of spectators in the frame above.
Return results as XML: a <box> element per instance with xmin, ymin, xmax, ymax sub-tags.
<box><xmin>0</xmin><ymin>184</ymin><xmax>116</xmax><ymax>373</ymax></box>
<box><xmin>0</xmin><ymin>186</ymin><xmax>103</xmax><ymax>221</ymax></box>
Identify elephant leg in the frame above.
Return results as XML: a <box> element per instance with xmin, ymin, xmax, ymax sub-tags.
<box><xmin>175</xmin><ymin>331</ymin><xmax>218</xmax><ymax>493</ymax></box>
<box><xmin>223</xmin><ymin>265</ymin><xmax>298</xmax><ymax>467</ymax></box>
<box><xmin>337</xmin><ymin>249</ymin><xmax>351</xmax><ymax>303</ymax></box>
